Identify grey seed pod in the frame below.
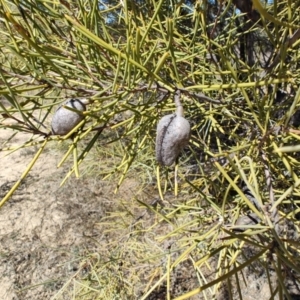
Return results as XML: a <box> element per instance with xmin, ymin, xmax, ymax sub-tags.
<box><xmin>156</xmin><ymin>90</ymin><xmax>190</xmax><ymax>166</ymax></box>
<box><xmin>156</xmin><ymin>113</ymin><xmax>190</xmax><ymax>166</ymax></box>
<box><xmin>51</xmin><ymin>98</ymin><xmax>86</xmax><ymax>135</ymax></box>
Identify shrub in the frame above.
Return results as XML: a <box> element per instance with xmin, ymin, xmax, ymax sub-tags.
<box><xmin>1</xmin><ymin>0</ymin><xmax>300</xmax><ymax>298</ymax></box>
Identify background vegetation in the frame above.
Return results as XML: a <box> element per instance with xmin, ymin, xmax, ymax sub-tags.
<box><xmin>1</xmin><ymin>0</ymin><xmax>300</xmax><ymax>299</ymax></box>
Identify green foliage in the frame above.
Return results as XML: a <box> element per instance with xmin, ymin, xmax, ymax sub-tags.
<box><xmin>1</xmin><ymin>0</ymin><xmax>300</xmax><ymax>298</ymax></box>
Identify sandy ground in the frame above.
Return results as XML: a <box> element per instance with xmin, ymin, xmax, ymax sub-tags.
<box><xmin>0</xmin><ymin>128</ymin><xmax>126</xmax><ymax>299</ymax></box>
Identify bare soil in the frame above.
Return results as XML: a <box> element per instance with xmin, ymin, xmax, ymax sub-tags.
<box><xmin>0</xmin><ymin>129</ymin><xmax>128</xmax><ymax>299</ymax></box>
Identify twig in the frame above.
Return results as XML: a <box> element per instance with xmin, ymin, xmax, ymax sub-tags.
<box><xmin>265</xmin><ymin>29</ymin><xmax>300</xmax><ymax>73</ymax></box>
<box><xmin>261</xmin><ymin>153</ymin><xmax>279</xmax><ymax>234</ymax></box>
<box><xmin>179</xmin><ymin>88</ymin><xmax>222</xmax><ymax>104</ymax></box>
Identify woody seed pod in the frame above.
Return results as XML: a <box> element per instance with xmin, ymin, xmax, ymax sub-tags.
<box><xmin>51</xmin><ymin>98</ymin><xmax>87</xmax><ymax>135</ymax></box>
<box><xmin>156</xmin><ymin>92</ymin><xmax>190</xmax><ymax>166</ymax></box>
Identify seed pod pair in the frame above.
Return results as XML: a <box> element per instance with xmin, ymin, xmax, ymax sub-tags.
<box><xmin>156</xmin><ymin>92</ymin><xmax>190</xmax><ymax>166</ymax></box>
<box><xmin>51</xmin><ymin>98</ymin><xmax>87</xmax><ymax>135</ymax></box>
